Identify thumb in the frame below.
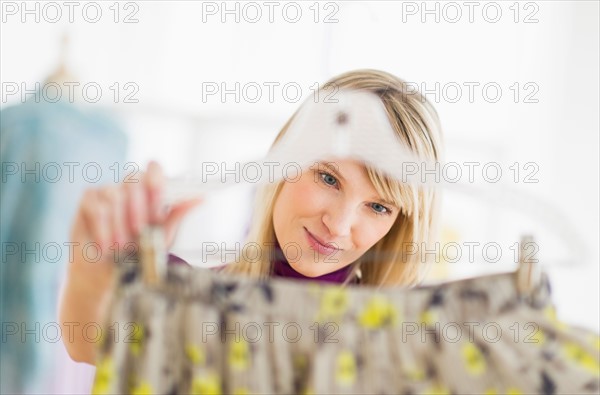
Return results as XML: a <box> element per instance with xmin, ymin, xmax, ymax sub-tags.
<box><xmin>163</xmin><ymin>197</ymin><xmax>204</xmax><ymax>248</ymax></box>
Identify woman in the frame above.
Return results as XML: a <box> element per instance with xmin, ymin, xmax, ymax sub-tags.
<box><xmin>58</xmin><ymin>69</ymin><xmax>443</xmax><ymax>364</ymax></box>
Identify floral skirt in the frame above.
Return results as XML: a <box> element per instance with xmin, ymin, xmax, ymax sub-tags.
<box><xmin>91</xmin><ymin>263</ymin><xmax>600</xmax><ymax>394</ymax></box>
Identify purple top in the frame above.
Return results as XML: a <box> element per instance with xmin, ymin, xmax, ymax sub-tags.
<box><xmin>270</xmin><ymin>242</ymin><xmax>357</xmax><ymax>284</ymax></box>
<box><xmin>168</xmin><ymin>243</ymin><xmax>358</xmax><ymax>285</ymax></box>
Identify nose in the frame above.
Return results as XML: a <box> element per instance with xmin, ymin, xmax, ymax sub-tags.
<box><xmin>322</xmin><ymin>202</ymin><xmax>355</xmax><ymax>239</ymax></box>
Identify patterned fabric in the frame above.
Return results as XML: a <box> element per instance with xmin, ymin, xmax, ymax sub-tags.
<box><xmin>92</xmin><ymin>262</ymin><xmax>600</xmax><ymax>394</ymax></box>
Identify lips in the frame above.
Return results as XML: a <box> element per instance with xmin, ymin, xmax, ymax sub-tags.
<box><xmin>304</xmin><ymin>227</ymin><xmax>340</xmax><ymax>256</ymax></box>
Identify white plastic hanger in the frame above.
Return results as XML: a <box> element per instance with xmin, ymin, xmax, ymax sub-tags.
<box><xmin>43</xmin><ymin>32</ymin><xmax>78</xmax><ymax>87</ymax></box>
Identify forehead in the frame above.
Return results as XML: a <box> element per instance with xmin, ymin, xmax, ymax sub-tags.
<box><xmin>314</xmin><ymin>158</ymin><xmax>400</xmax><ymax>208</ymax></box>
<box><xmin>320</xmin><ymin>158</ymin><xmax>365</xmax><ymax>172</ymax></box>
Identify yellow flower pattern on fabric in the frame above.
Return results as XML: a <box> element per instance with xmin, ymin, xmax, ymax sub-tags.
<box><xmin>301</xmin><ymin>386</ymin><xmax>315</xmax><ymax>395</ymax></box>
<box><xmin>484</xmin><ymin>386</ymin><xmax>522</xmax><ymax>394</ymax></box>
<box><xmin>422</xmin><ymin>384</ymin><xmax>450</xmax><ymax>395</ymax></box>
<box><xmin>190</xmin><ymin>373</ymin><xmax>222</xmax><ymax>395</ymax></box>
<box><xmin>358</xmin><ymin>294</ymin><xmax>398</xmax><ymax>329</ymax></box>
<box><xmin>563</xmin><ymin>341</ymin><xmax>600</xmax><ymax>376</ymax></box>
<box><xmin>186</xmin><ymin>344</ymin><xmax>206</xmax><ymax>365</ymax></box>
<box><xmin>404</xmin><ymin>366</ymin><xmax>425</xmax><ymax>381</ymax></box>
<box><xmin>131</xmin><ymin>381</ymin><xmax>153</xmax><ymax>395</ymax></box>
<box><xmin>592</xmin><ymin>334</ymin><xmax>600</xmax><ymax>350</ymax></box>
<box><xmin>543</xmin><ymin>306</ymin><xmax>567</xmax><ymax>330</ymax></box>
<box><xmin>461</xmin><ymin>343</ymin><xmax>486</xmax><ymax>375</ymax></box>
<box><xmin>229</xmin><ymin>339</ymin><xmax>250</xmax><ymax>371</ymax></box>
<box><xmin>529</xmin><ymin>328</ymin><xmax>546</xmax><ymax>345</ymax></box>
<box><xmin>317</xmin><ymin>287</ymin><xmax>348</xmax><ymax>322</ymax></box>
<box><xmin>91</xmin><ymin>357</ymin><xmax>114</xmax><ymax>395</ymax></box>
<box><xmin>335</xmin><ymin>350</ymin><xmax>357</xmax><ymax>387</ymax></box>
<box><xmin>129</xmin><ymin>322</ymin><xmax>145</xmax><ymax>356</ymax></box>
<box><xmin>419</xmin><ymin>309</ymin><xmax>437</xmax><ymax>326</ymax></box>
<box><xmin>293</xmin><ymin>354</ymin><xmax>307</xmax><ymax>371</ymax></box>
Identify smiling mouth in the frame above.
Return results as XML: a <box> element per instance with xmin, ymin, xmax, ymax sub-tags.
<box><xmin>304</xmin><ymin>227</ymin><xmax>341</xmax><ymax>255</ymax></box>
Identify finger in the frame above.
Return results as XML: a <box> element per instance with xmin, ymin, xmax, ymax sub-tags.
<box><xmin>163</xmin><ymin>197</ymin><xmax>204</xmax><ymax>247</ymax></box>
<box><xmin>125</xmin><ymin>179</ymin><xmax>147</xmax><ymax>237</ymax></box>
<box><xmin>98</xmin><ymin>186</ymin><xmax>128</xmax><ymax>246</ymax></box>
<box><xmin>145</xmin><ymin>161</ymin><xmax>166</xmax><ymax>225</ymax></box>
<box><xmin>79</xmin><ymin>189</ymin><xmax>111</xmax><ymax>251</ymax></box>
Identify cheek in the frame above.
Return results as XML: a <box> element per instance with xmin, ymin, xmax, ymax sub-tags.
<box><xmin>353</xmin><ymin>217</ymin><xmax>398</xmax><ymax>252</ymax></box>
<box><xmin>277</xmin><ymin>175</ymin><xmax>329</xmax><ymax>218</ymax></box>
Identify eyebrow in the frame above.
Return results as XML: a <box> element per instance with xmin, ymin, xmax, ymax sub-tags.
<box><xmin>320</xmin><ymin>162</ymin><xmax>346</xmax><ymax>183</ymax></box>
<box><xmin>319</xmin><ymin>162</ymin><xmax>398</xmax><ymax>208</ymax></box>
<box><xmin>371</xmin><ymin>196</ymin><xmax>397</xmax><ymax>208</ymax></box>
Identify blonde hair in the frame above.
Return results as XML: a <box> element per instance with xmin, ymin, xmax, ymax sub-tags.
<box><xmin>220</xmin><ymin>69</ymin><xmax>444</xmax><ymax>288</ymax></box>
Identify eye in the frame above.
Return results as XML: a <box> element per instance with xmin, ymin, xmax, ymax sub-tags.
<box><xmin>370</xmin><ymin>202</ymin><xmax>392</xmax><ymax>216</ymax></box>
<box><xmin>319</xmin><ymin>171</ymin><xmax>339</xmax><ymax>188</ymax></box>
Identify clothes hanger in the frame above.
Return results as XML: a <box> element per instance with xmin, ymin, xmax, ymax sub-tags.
<box><xmin>43</xmin><ymin>31</ymin><xmax>78</xmax><ymax>88</ymax></box>
<box><xmin>516</xmin><ymin>234</ymin><xmax>542</xmax><ymax>296</ymax></box>
<box><xmin>138</xmin><ymin>226</ymin><xmax>167</xmax><ymax>285</ymax></box>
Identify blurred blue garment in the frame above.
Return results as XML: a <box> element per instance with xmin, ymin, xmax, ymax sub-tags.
<box><xmin>1</xmin><ymin>97</ymin><xmax>127</xmax><ymax>393</ymax></box>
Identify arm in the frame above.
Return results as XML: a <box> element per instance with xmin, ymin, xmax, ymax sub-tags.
<box><xmin>58</xmin><ymin>162</ymin><xmax>203</xmax><ymax>364</ymax></box>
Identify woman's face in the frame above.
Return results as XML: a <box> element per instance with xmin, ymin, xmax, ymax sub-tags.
<box><xmin>272</xmin><ymin>159</ymin><xmax>400</xmax><ymax>277</ymax></box>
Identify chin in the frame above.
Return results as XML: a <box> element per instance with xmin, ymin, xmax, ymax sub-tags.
<box><xmin>289</xmin><ymin>259</ymin><xmax>325</xmax><ymax>278</ymax></box>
